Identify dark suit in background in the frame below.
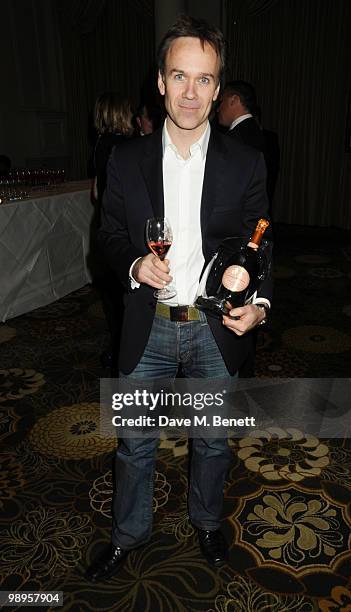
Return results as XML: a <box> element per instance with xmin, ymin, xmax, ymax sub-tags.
<box><xmin>94</xmin><ymin>133</ymin><xmax>127</xmax><ymax>215</ymax></box>
<box><xmin>217</xmin><ymin>80</ymin><xmax>280</xmax><ymax>214</ymax></box>
<box><xmin>228</xmin><ymin>118</ymin><xmax>280</xmax><ymax>210</ymax></box>
<box><xmin>228</xmin><ymin>116</ymin><xmax>265</xmax><ymax>152</ymax></box>
<box><xmin>93</xmin><ymin>133</ymin><xmax>127</xmax><ymax>361</ymax></box>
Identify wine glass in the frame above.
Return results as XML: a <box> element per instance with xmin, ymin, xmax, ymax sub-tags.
<box><xmin>146</xmin><ymin>217</ymin><xmax>176</xmax><ymax>300</ymax></box>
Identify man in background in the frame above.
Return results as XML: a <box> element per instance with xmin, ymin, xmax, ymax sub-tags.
<box><xmin>135</xmin><ymin>101</ymin><xmax>164</xmax><ymax>135</ymax></box>
<box><xmin>217</xmin><ymin>80</ymin><xmax>280</xmax><ymax>208</ymax></box>
<box><xmin>217</xmin><ymin>80</ymin><xmax>264</xmax><ymax>150</ymax></box>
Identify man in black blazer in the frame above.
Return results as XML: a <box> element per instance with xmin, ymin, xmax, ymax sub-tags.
<box><xmin>217</xmin><ymin>81</ymin><xmax>280</xmax><ymax>209</ymax></box>
<box><xmin>86</xmin><ymin>16</ymin><xmax>272</xmax><ymax>582</ymax></box>
<box><xmin>217</xmin><ymin>80</ymin><xmax>265</xmax><ymax>151</ymax></box>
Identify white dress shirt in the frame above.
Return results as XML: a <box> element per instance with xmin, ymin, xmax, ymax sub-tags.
<box><xmin>229</xmin><ymin>113</ymin><xmax>253</xmax><ymax>131</ymax></box>
<box><xmin>160</xmin><ymin>121</ymin><xmax>209</xmax><ymax>305</ymax></box>
<box><xmin>130</xmin><ymin>121</ymin><xmax>209</xmax><ymax>306</ymax></box>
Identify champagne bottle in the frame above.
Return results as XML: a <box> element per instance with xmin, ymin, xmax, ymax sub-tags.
<box><xmin>220</xmin><ymin>218</ymin><xmax>269</xmax><ymax>313</ymax></box>
<box><xmin>196</xmin><ymin>218</ymin><xmax>270</xmax><ymax>318</ymax></box>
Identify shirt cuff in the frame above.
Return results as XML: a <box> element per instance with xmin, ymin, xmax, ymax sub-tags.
<box><xmin>253</xmin><ymin>297</ymin><xmax>271</xmax><ymax>310</ymax></box>
<box><xmin>129</xmin><ymin>257</ymin><xmax>142</xmax><ymax>289</ymax></box>
<box><xmin>251</xmin><ymin>290</ymin><xmax>271</xmax><ymax>310</ymax></box>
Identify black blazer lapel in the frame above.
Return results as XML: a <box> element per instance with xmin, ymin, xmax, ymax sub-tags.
<box><xmin>140</xmin><ymin>129</ymin><xmax>164</xmax><ymax>218</ymax></box>
<box><xmin>200</xmin><ymin>128</ymin><xmax>227</xmax><ymax>236</ymax></box>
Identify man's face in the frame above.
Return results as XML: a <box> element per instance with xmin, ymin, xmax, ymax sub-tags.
<box><xmin>158</xmin><ymin>37</ymin><xmax>220</xmax><ymax>133</ymax></box>
<box><xmin>140</xmin><ymin>107</ymin><xmax>154</xmax><ymax>135</ymax></box>
<box><xmin>217</xmin><ymin>91</ymin><xmax>234</xmax><ymax>127</ymax></box>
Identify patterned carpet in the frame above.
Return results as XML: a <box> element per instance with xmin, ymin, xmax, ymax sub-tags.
<box><xmin>0</xmin><ymin>224</ymin><xmax>350</xmax><ymax>611</ymax></box>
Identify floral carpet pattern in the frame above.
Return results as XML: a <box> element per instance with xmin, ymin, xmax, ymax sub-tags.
<box><xmin>0</xmin><ymin>225</ymin><xmax>350</xmax><ymax>611</ymax></box>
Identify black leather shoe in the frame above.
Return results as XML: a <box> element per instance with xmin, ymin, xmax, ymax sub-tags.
<box><xmin>85</xmin><ymin>545</ymin><xmax>129</xmax><ymax>582</ymax></box>
<box><xmin>197</xmin><ymin>529</ymin><xmax>228</xmax><ymax>567</ymax></box>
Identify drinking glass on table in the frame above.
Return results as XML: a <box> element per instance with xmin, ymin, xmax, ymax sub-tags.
<box><xmin>146</xmin><ymin>217</ymin><xmax>176</xmax><ymax>300</ymax></box>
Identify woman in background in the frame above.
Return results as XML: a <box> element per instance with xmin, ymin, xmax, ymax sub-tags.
<box><xmin>93</xmin><ymin>92</ymin><xmax>133</xmax><ymax>206</ymax></box>
<box><xmin>92</xmin><ymin>92</ymin><xmax>133</xmax><ymax>371</ymax></box>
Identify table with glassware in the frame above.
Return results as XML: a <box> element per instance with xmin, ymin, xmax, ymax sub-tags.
<box><xmin>0</xmin><ymin>180</ymin><xmax>94</xmax><ymax>321</ymax></box>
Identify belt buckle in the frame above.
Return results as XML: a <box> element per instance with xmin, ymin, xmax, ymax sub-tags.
<box><xmin>170</xmin><ymin>306</ymin><xmax>189</xmax><ymax>322</ymax></box>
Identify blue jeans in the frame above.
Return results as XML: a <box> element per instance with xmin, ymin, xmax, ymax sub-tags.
<box><xmin>112</xmin><ymin>311</ymin><xmax>235</xmax><ymax>549</ymax></box>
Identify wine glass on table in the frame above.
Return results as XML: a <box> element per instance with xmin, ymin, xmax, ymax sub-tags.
<box><xmin>146</xmin><ymin>217</ymin><xmax>176</xmax><ymax>300</ymax></box>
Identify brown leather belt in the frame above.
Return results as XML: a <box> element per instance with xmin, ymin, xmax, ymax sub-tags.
<box><xmin>156</xmin><ymin>302</ymin><xmax>201</xmax><ymax>322</ymax></box>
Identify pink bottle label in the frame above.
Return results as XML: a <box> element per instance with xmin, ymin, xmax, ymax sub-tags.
<box><xmin>222</xmin><ymin>265</ymin><xmax>250</xmax><ymax>291</ymax></box>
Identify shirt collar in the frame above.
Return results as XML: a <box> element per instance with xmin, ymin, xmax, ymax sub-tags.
<box><xmin>229</xmin><ymin>113</ymin><xmax>253</xmax><ymax>131</ymax></box>
<box><xmin>162</xmin><ymin>119</ymin><xmax>211</xmax><ymax>161</ymax></box>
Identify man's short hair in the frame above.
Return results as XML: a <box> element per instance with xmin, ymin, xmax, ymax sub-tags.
<box><xmin>136</xmin><ymin>102</ymin><xmax>164</xmax><ymax>131</ymax></box>
<box><xmin>157</xmin><ymin>14</ymin><xmax>225</xmax><ymax>84</ymax></box>
<box><xmin>224</xmin><ymin>80</ymin><xmax>259</xmax><ymax>115</ymax></box>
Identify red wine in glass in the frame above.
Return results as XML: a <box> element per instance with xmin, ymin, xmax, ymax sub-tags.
<box><xmin>147</xmin><ymin>240</ymin><xmax>172</xmax><ymax>260</ymax></box>
<box><xmin>146</xmin><ymin>217</ymin><xmax>176</xmax><ymax>300</ymax></box>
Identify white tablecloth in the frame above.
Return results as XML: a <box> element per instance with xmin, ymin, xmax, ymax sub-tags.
<box><xmin>0</xmin><ymin>182</ymin><xmax>94</xmax><ymax>321</ymax></box>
